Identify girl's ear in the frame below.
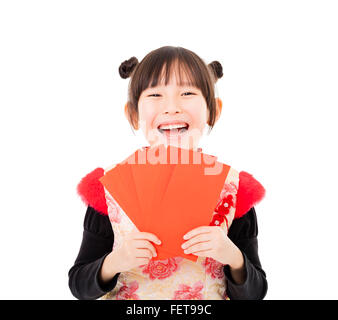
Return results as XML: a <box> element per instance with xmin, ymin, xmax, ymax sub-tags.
<box><xmin>124</xmin><ymin>102</ymin><xmax>129</xmax><ymax>119</ymax></box>
<box><xmin>124</xmin><ymin>102</ymin><xmax>139</xmax><ymax>130</ymax></box>
<box><xmin>215</xmin><ymin>97</ymin><xmax>222</xmax><ymax>122</ymax></box>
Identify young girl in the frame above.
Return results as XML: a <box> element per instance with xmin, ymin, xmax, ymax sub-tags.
<box><xmin>68</xmin><ymin>46</ymin><xmax>267</xmax><ymax>300</ymax></box>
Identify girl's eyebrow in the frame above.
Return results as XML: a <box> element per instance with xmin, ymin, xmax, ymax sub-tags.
<box><xmin>158</xmin><ymin>83</ymin><xmax>197</xmax><ymax>88</ymax></box>
<box><xmin>145</xmin><ymin>82</ymin><xmax>197</xmax><ymax>91</ymax></box>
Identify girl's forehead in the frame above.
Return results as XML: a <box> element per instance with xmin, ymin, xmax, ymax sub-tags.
<box><xmin>153</xmin><ymin>70</ymin><xmax>196</xmax><ymax>88</ymax></box>
<box><xmin>158</xmin><ymin>60</ymin><xmax>195</xmax><ymax>82</ymax></box>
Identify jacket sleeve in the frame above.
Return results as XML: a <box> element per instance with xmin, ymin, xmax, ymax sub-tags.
<box><xmin>68</xmin><ymin>206</ymin><xmax>120</xmax><ymax>300</ymax></box>
<box><xmin>224</xmin><ymin>206</ymin><xmax>268</xmax><ymax>300</ymax></box>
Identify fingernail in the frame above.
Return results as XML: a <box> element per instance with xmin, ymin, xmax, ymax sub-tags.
<box><xmin>157</xmin><ymin>240</ymin><xmax>161</xmax><ymax>244</ymax></box>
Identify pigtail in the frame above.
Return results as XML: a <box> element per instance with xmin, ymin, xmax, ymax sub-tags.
<box><xmin>208</xmin><ymin>60</ymin><xmax>223</xmax><ymax>82</ymax></box>
<box><xmin>118</xmin><ymin>56</ymin><xmax>139</xmax><ymax>79</ymax></box>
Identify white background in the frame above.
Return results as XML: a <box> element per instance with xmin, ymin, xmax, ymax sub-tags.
<box><xmin>0</xmin><ymin>0</ymin><xmax>337</xmax><ymax>299</ymax></box>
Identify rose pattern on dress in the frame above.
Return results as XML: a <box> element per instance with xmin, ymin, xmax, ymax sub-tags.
<box><xmin>141</xmin><ymin>257</ymin><xmax>183</xmax><ymax>280</ymax></box>
<box><xmin>173</xmin><ymin>280</ymin><xmax>204</xmax><ymax>300</ymax></box>
<box><xmin>220</xmin><ymin>181</ymin><xmax>238</xmax><ymax>199</ymax></box>
<box><xmin>202</xmin><ymin>257</ymin><xmax>225</xmax><ymax>279</ymax></box>
<box><xmin>215</xmin><ymin>181</ymin><xmax>237</xmax><ymax>220</ymax></box>
<box><xmin>107</xmin><ymin>197</ymin><xmax>122</xmax><ymax>224</ymax></box>
<box><xmin>116</xmin><ymin>280</ymin><xmax>139</xmax><ymax>300</ymax></box>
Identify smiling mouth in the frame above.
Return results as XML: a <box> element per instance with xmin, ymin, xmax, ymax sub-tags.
<box><xmin>157</xmin><ymin>123</ymin><xmax>189</xmax><ymax>136</ymax></box>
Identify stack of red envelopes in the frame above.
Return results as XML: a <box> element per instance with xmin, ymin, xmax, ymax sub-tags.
<box><xmin>99</xmin><ymin>144</ymin><xmax>230</xmax><ymax>262</ymax></box>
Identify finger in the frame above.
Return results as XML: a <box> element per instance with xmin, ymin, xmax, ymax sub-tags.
<box><xmin>184</xmin><ymin>242</ymin><xmax>213</xmax><ymax>255</ymax></box>
<box><xmin>136</xmin><ymin>248</ymin><xmax>153</xmax><ymax>259</ymax></box>
<box><xmin>181</xmin><ymin>233</ymin><xmax>211</xmax><ymax>250</ymax></box>
<box><xmin>190</xmin><ymin>249</ymin><xmax>211</xmax><ymax>257</ymax></box>
<box><xmin>183</xmin><ymin>226</ymin><xmax>212</xmax><ymax>240</ymax></box>
<box><xmin>133</xmin><ymin>240</ymin><xmax>157</xmax><ymax>257</ymax></box>
<box><xmin>133</xmin><ymin>232</ymin><xmax>161</xmax><ymax>245</ymax></box>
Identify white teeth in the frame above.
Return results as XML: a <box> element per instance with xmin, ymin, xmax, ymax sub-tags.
<box><xmin>158</xmin><ymin>123</ymin><xmax>188</xmax><ymax>130</ymax></box>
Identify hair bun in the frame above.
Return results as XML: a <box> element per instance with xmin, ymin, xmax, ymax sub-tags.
<box><xmin>118</xmin><ymin>56</ymin><xmax>139</xmax><ymax>79</ymax></box>
<box><xmin>209</xmin><ymin>60</ymin><xmax>223</xmax><ymax>80</ymax></box>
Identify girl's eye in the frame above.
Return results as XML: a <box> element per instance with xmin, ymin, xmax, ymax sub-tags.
<box><xmin>147</xmin><ymin>92</ymin><xmax>195</xmax><ymax>97</ymax></box>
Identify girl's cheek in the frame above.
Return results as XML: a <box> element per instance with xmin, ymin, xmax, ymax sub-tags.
<box><xmin>139</xmin><ymin>104</ymin><xmax>157</xmax><ymax>122</ymax></box>
<box><xmin>138</xmin><ymin>112</ymin><xmax>152</xmax><ymax>130</ymax></box>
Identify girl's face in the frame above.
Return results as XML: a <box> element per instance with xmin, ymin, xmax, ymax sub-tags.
<box><xmin>136</xmin><ymin>67</ymin><xmax>209</xmax><ymax>150</ymax></box>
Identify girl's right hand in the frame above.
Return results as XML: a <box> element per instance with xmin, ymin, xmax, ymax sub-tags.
<box><xmin>110</xmin><ymin>230</ymin><xmax>161</xmax><ymax>273</ymax></box>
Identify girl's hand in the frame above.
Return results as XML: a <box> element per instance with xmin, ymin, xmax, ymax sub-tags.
<box><xmin>109</xmin><ymin>230</ymin><xmax>161</xmax><ymax>273</ymax></box>
<box><xmin>100</xmin><ymin>231</ymin><xmax>161</xmax><ymax>284</ymax></box>
<box><xmin>181</xmin><ymin>226</ymin><xmax>242</xmax><ymax>267</ymax></box>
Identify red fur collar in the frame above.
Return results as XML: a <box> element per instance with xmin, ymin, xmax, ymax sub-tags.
<box><xmin>235</xmin><ymin>171</ymin><xmax>266</xmax><ymax>219</ymax></box>
<box><xmin>77</xmin><ymin>168</ymin><xmax>107</xmax><ymax>215</ymax></box>
<box><xmin>77</xmin><ymin>168</ymin><xmax>265</xmax><ymax>219</ymax></box>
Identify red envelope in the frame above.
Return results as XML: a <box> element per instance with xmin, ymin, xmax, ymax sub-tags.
<box><xmin>149</xmin><ymin>146</ymin><xmax>230</xmax><ymax>261</ymax></box>
<box><xmin>130</xmin><ymin>146</ymin><xmax>166</xmax><ymax>233</ymax></box>
<box><xmin>99</xmin><ymin>144</ymin><xmax>231</xmax><ymax>262</ymax></box>
<box><xmin>99</xmin><ymin>148</ymin><xmax>146</xmax><ymax>231</ymax></box>
<box><xmin>145</xmin><ymin>145</ymin><xmax>176</xmax><ymax>232</ymax></box>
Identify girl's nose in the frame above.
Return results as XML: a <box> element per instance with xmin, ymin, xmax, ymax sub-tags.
<box><xmin>164</xmin><ymin>110</ymin><xmax>181</xmax><ymax>114</ymax></box>
<box><xmin>162</xmin><ymin>97</ymin><xmax>182</xmax><ymax>114</ymax></box>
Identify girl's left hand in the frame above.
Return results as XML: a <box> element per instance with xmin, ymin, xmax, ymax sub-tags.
<box><xmin>181</xmin><ymin>226</ymin><xmax>237</xmax><ymax>265</ymax></box>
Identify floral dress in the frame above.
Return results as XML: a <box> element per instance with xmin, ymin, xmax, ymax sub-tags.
<box><xmin>100</xmin><ymin>150</ymin><xmax>239</xmax><ymax>300</ymax></box>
